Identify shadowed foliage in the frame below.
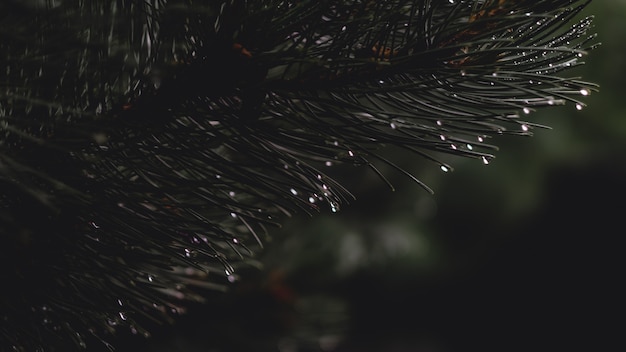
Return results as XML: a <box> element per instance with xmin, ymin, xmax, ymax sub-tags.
<box><xmin>0</xmin><ymin>0</ymin><xmax>597</xmax><ymax>350</ymax></box>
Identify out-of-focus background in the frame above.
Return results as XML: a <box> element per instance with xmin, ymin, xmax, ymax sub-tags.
<box><xmin>117</xmin><ymin>2</ymin><xmax>622</xmax><ymax>351</ymax></box>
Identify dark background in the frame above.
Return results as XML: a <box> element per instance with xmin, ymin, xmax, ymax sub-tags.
<box><xmin>114</xmin><ymin>2</ymin><xmax>623</xmax><ymax>351</ymax></box>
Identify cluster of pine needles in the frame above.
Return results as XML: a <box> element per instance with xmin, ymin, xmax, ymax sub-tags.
<box><xmin>0</xmin><ymin>0</ymin><xmax>597</xmax><ymax>350</ymax></box>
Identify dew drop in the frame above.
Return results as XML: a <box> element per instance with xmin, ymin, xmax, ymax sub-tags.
<box><xmin>230</xmin><ymin>212</ymin><xmax>237</xmax><ymax>218</ymax></box>
<box><xmin>309</xmin><ymin>197</ymin><xmax>316</xmax><ymax>203</ymax></box>
<box><xmin>148</xmin><ymin>275</ymin><xmax>154</xmax><ymax>282</ymax></box>
<box><xmin>477</xmin><ymin>136</ymin><xmax>484</xmax><ymax>142</ymax></box>
<box><xmin>436</xmin><ymin>120</ymin><xmax>443</xmax><ymax>126</ymax></box>
<box><xmin>580</xmin><ymin>88</ymin><xmax>590</xmax><ymax>96</ymax></box>
<box><xmin>441</xmin><ymin>165</ymin><xmax>450</xmax><ymax>172</ymax></box>
<box><xmin>348</xmin><ymin>150</ymin><xmax>354</xmax><ymax>157</ymax></box>
<box><xmin>576</xmin><ymin>103</ymin><xmax>584</xmax><ymax>111</ymax></box>
<box><xmin>523</xmin><ymin>107</ymin><xmax>531</xmax><ymax>114</ymax></box>
<box><xmin>521</xmin><ymin>124</ymin><xmax>530</xmax><ymax>132</ymax></box>
<box><xmin>439</xmin><ymin>135</ymin><xmax>446</xmax><ymax>141</ymax></box>
<box><xmin>119</xmin><ymin>312</ymin><xmax>127</xmax><ymax>321</ymax></box>
<box><xmin>466</xmin><ymin>144</ymin><xmax>473</xmax><ymax>150</ymax></box>
<box><xmin>481</xmin><ymin>156</ymin><xmax>490</xmax><ymax>165</ymax></box>
<box><xmin>290</xmin><ymin>188</ymin><xmax>298</xmax><ymax>196</ymax></box>
<box><xmin>330</xmin><ymin>202</ymin><xmax>340</xmax><ymax>213</ymax></box>
<box><xmin>325</xmin><ymin>161</ymin><xmax>333</xmax><ymax>167</ymax></box>
<box><xmin>390</xmin><ymin>122</ymin><xmax>396</xmax><ymax>129</ymax></box>
<box><xmin>228</xmin><ymin>191</ymin><xmax>236</xmax><ymax>197</ymax></box>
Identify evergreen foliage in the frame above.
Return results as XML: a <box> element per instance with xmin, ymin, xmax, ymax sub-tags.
<box><xmin>0</xmin><ymin>0</ymin><xmax>597</xmax><ymax>350</ymax></box>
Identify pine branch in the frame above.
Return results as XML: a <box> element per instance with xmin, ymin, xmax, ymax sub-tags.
<box><xmin>0</xmin><ymin>0</ymin><xmax>598</xmax><ymax>350</ymax></box>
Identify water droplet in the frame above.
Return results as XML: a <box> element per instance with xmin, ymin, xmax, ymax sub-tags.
<box><xmin>117</xmin><ymin>299</ymin><xmax>123</xmax><ymax>306</ymax></box>
<box><xmin>580</xmin><ymin>89</ymin><xmax>590</xmax><ymax>96</ymax></box>
<box><xmin>466</xmin><ymin>144</ymin><xmax>473</xmax><ymax>150</ymax></box>
<box><xmin>450</xmin><ymin>144</ymin><xmax>457</xmax><ymax>150</ymax></box>
<box><xmin>348</xmin><ymin>150</ymin><xmax>354</xmax><ymax>157</ymax></box>
<box><xmin>436</xmin><ymin>120</ymin><xmax>443</xmax><ymax>126</ymax></box>
<box><xmin>576</xmin><ymin>103</ymin><xmax>584</xmax><ymax>111</ymax></box>
<box><xmin>521</xmin><ymin>124</ymin><xmax>530</xmax><ymax>132</ymax></box>
<box><xmin>228</xmin><ymin>191</ymin><xmax>236</xmax><ymax>197</ymax></box>
<box><xmin>481</xmin><ymin>156</ymin><xmax>490</xmax><ymax>165</ymax></box>
<box><xmin>227</xmin><ymin>275</ymin><xmax>236</xmax><ymax>283</ymax></box>
<box><xmin>330</xmin><ymin>202</ymin><xmax>340</xmax><ymax>213</ymax></box>
<box><xmin>390</xmin><ymin>122</ymin><xmax>396</xmax><ymax>129</ymax></box>
<box><xmin>325</xmin><ymin>161</ymin><xmax>333</xmax><ymax>167</ymax></box>
<box><xmin>441</xmin><ymin>165</ymin><xmax>450</xmax><ymax>172</ymax></box>
<box><xmin>439</xmin><ymin>135</ymin><xmax>446</xmax><ymax>141</ymax></box>
<box><xmin>148</xmin><ymin>275</ymin><xmax>154</xmax><ymax>282</ymax></box>
<box><xmin>477</xmin><ymin>136</ymin><xmax>484</xmax><ymax>142</ymax></box>
<box><xmin>232</xmin><ymin>238</ymin><xmax>239</xmax><ymax>244</ymax></box>
<box><xmin>309</xmin><ymin>197</ymin><xmax>316</xmax><ymax>203</ymax></box>
<box><xmin>523</xmin><ymin>107</ymin><xmax>531</xmax><ymax>114</ymax></box>
<box><xmin>290</xmin><ymin>188</ymin><xmax>298</xmax><ymax>196</ymax></box>
<box><xmin>119</xmin><ymin>312</ymin><xmax>127</xmax><ymax>321</ymax></box>
<box><xmin>230</xmin><ymin>212</ymin><xmax>237</xmax><ymax>218</ymax></box>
